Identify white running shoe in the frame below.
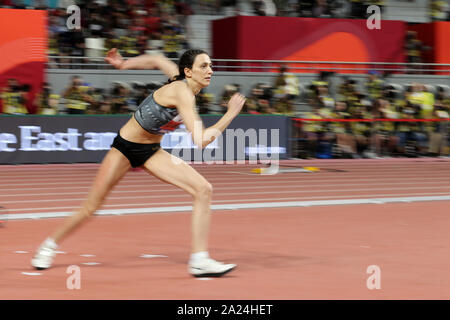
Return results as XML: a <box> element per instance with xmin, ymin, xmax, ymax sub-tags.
<box><xmin>188</xmin><ymin>258</ymin><xmax>236</xmax><ymax>277</ymax></box>
<box><xmin>31</xmin><ymin>238</ymin><xmax>58</xmax><ymax>270</ymax></box>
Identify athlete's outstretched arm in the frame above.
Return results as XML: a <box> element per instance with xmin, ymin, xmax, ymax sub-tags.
<box><xmin>105</xmin><ymin>48</ymin><xmax>179</xmax><ymax>79</ymax></box>
<box><xmin>172</xmin><ymin>82</ymin><xmax>246</xmax><ymax>149</ymax></box>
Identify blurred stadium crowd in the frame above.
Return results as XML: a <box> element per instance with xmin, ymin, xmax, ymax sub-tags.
<box><xmin>0</xmin><ymin>0</ymin><xmax>448</xmax><ymax>158</ymax></box>
<box><xmin>2</xmin><ymin>69</ymin><xmax>303</xmax><ymax>115</ymax></box>
<box><xmin>0</xmin><ymin>0</ymin><xmax>448</xmax><ymax>64</ymax></box>
<box><xmin>1</xmin><ymin>0</ymin><xmax>449</xmax><ymax>20</ymax></box>
<box><xmin>1</xmin><ymin>69</ymin><xmax>449</xmax><ymax>158</ymax></box>
<box><xmin>292</xmin><ymin>72</ymin><xmax>449</xmax><ymax>158</ymax></box>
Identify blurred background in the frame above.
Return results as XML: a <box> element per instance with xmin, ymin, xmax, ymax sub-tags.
<box><xmin>0</xmin><ymin>0</ymin><xmax>449</xmax><ymax>161</ymax></box>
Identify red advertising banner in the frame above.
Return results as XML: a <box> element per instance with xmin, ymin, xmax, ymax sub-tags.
<box><xmin>409</xmin><ymin>21</ymin><xmax>450</xmax><ymax>75</ymax></box>
<box><xmin>212</xmin><ymin>16</ymin><xmax>406</xmax><ymax>73</ymax></box>
<box><xmin>0</xmin><ymin>9</ymin><xmax>47</xmax><ymax>113</ymax></box>
<box><xmin>434</xmin><ymin>22</ymin><xmax>450</xmax><ymax>75</ymax></box>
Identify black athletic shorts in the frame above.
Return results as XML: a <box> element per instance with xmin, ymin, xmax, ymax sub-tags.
<box><xmin>111</xmin><ymin>132</ymin><xmax>161</xmax><ymax>168</ymax></box>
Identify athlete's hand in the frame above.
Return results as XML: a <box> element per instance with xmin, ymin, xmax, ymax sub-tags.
<box><xmin>227</xmin><ymin>93</ymin><xmax>246</xmax><ymax>116</ymax></box>
<box><xmin>105</xmin><ymin>48</ymin><xmax>124</xmax><ymax>69</ymax></box>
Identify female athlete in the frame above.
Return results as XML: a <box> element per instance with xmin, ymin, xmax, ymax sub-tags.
<box><xmin>31</xmin><ymin>48</ymin><xmax>246</xmax><ymax>277</ymax></box>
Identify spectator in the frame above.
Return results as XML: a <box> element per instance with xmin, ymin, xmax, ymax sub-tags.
<box><xmin>329</xmin><ymin>101</ymin><xmax>358</xmax><ymax>157</ymax></box>
<box><xmin>220</xmin><ymin>84</ymin><xmax>239</xmax><ymax>114</ymax></box>
<box><xmin>86</xmin><ymin>87</ymin><xmax>107</xmax><ymax>114</ymax></box>
<box><xmin>97</xmin><ymin>100</ymin><xmax>113</xmax><ymax>114</ymax></box>
<box><xmin>252</xmin><ymin>0</ymin><xmax>267</xmax><ymax>15</ymax></box>
<box><xmin>302</xmin><ymin>103</ymin><xmax>334</xmax><ymax>158</ymax></box>
<box><xmin>220</xmin><ymin>0</ymin><xmax>238</xmax><ymax>16</ymax></box>
<box><xmin>429</xmin><ymin>0</ymin><xmax>449</xmax><ymax>21</ymax></box>
<box><xmin>174</xmin><ymin>0</ymin><xmax>193</xmax><ymax>32</ymax></box>
<box><xmin>312</xmin><ymin>0</ymin><xmax>330</xmax><ymax>17</ymax></box>
<box><xmin>311</xmin><ymin>83</ymin><xmax>335</xmax><ymax>109</ymax></box>
<box><xmin>273</xmin><ymin>65</ymin><xmax>300</xmax><ymax>115</ymax></box>
<box><xmin>395</xmin><ymin>102</ymin><xmax>414</xmax><ymax>157</ymax></box>
<box><xmin>197</xmin><ymin>90</ymin><xmax>215</xmax><ymax>114</ymax></box>
<box><xmin>0</xmin><ymin>79</ymin><xmax>28</xmax><ymax>114</ymax></box>
<box><xmin>273</xmin><ymin>0</ymin><xmax>288</xmax><ymax>15</ymax></box>
<box><xmin>366</xmin><ymin>71</ymin><xmax>384</xmax><ymax>102</ymax></box>
<box><xmin>250</xmin><ymin>0</ymin><xmax>277</xmax><ymax>15</ymax></box>
<box><xmin>145</xmin><ymin>5</ymin><xmax>163</xmax><ymax>36</ymax></box>
<box><xmin>296</xmin><ymin>0</ymin><xmax>314</xmax><ymax>17</ymax></box>
<box><xmin>370</xmin><ymin>98</ymin><xmax>400</xmax><ymax>157</ymax></box>
<box><xmin>88</xmin><ymin>12</ymin><xmax>106</xmax><ymax>38</ymax></box>
<box><xmin>349</xmin><ymin>0</ymin><xmax>365</xmax><ymax>18</ymax></box>
<box><xmin>350</xmin><ymin>104</ymin><xmax>372</xmax><ymax>157</ymax></box>
<box><xmin>428</xmin><ymin>96</ymin><xmax>449</xmax><ymax>156</ymax></box>
<box><xmin>34</xmin><ymin>82</ymin><xmax>60</xmax><ymax>115</ymax></box>
<box><xmin>161</xmin><ymin>26</ymin><xmax>184</xmax><ymax>59</ymax></box>
<box><xmin>406</xmin><ymin>83</ymin><xmax>434</xmax><ymax>155</ymax></box>
<box><xmin>337</xmin><ymin>76</ymin><xmax>352</xmax><ymax>103</ymax></box>
<box><xmin>62</xmin><ymin>76</ymin><xmax>91</xmax><ymax>114</ymax></box>
<box><xmin>405</xmin><ymin>31</ymin><xmax>422</xmax><ymax>73</ymax></box>
<box><xmin>110</xmin><ymin>82</ymin><xmax>131</xmax><ymax>114</ymax></box>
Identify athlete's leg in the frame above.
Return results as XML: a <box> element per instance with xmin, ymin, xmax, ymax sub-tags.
<box><xmin>141</xmin><ymin>149</ymin><xmax>235</xmax><ymax>277</ymax></box>
<box><xmin>141</xmin><ymin>149</ymin><xmax>212</xmax><ymax>253</ymax></box>
<box><xmin>50</xmin><ymin>148</ymin><xmax>131</xmax><ymax>243</ymax></box>
<box><xmin>31</xmin><ymin>148</ymin><xmax>131</xmax><ymax>269</ymax></box>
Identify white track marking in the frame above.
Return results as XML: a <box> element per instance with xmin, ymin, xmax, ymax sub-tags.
<box><xmin>4</xmin><ymin>195</ymin><xmax>450</xmax><ymax>220</ymax></box>
<box><xmin>1</xmin><ymin>175</ymin><xmax>450</xmax><ymax>193</ymax></box>
<box><xmin>0</xmin><ymin>158</ymin><xmax>447</xmax><ymax>173</ymax></box>
<box><xmin>21</xmin><ymin>272</ymin><xmax>42</xmax><ymax>276</ymax></box>
<box><xmin>1</xmin><ymin>171</ymin><xmax>450</xmax><ymax>188</ymax></box>
<box><xmin>0</xmin><ymin>159</ymin><xmax>448</xmax><ymax>175</ymax></box>
<box><xmin>1</xmin><ymin>185</ymin><xmax>449</xmax><ymax>205</ymax></box>
<box><xmin>140</xmin><ymin>254</ymin><xmax>168</xmax><ymax>258</ymax></box>
<box><xmin>3</xmin><ymin>180</ymin><xmax>450</xmax><ymax>198</ymax></box>
<box><xmin>5</xmin><ymin>191</ymin><xmax>450</xmax><ymax>214</ymax></box>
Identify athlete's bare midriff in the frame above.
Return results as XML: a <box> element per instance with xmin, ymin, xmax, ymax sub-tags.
<box><xmin>120</xmin><ymin>116</ymin><xmax>164</xmax><ymax>144</ymax></box>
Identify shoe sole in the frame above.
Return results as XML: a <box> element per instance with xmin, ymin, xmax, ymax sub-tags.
<box><xmin>191</xmin><ymin>266</ymin><xmax>236</xmax><ymax>278</ymax></box>
<box><xmin>31</xmin><ymin>259</ymin><xmax>50</xmax><ymax>271</ymax></box>
<box><xmin>33</xmin><ymin>266</ymin><xmax>48</xmax><ymax>271</ymax></box>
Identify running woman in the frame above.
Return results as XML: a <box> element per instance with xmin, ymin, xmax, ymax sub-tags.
<box><xmin>31</xmin><ymin>48</ymin><xmax>246</xmax><ymax>277</ymax></box>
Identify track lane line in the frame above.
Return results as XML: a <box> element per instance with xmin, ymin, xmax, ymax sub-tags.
<box><xmin>3</xmin><ymin>195</ymin><xmax>450</xmax><ymax>220</ymax></box>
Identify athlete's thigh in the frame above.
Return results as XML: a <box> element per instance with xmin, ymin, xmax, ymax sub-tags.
<box><xmin>141</xmin><ymin>148</ymin><xmax>209</xmax><ymax>196</ymax></box>
<box><xmin>86</xmin><ymin>147</ymin><xmax>131</xmax><ymax>203</ymax></box>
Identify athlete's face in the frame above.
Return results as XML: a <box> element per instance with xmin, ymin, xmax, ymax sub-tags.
<box><xmin>185</xmin><ymin>54</ymin><xmax>213</xmax><ymax>88</ymax></box>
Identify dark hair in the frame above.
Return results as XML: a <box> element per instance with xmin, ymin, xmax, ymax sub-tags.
<box><xmin>168</xmin><ymin>49</ymin><xmax>208</xmax><ymax>83</ymax></box>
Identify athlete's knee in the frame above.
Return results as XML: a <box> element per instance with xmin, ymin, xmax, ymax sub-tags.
<box><xmin>195</xmin><ymin>181</ymin><xmax>213</xmax><ymax>198</ymax></box>
<box><xmin>80</xmin><ymin>200</ymin><xmax>101</xmax><ymax>217</ymax></box>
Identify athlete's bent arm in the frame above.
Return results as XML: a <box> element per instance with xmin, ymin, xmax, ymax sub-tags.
<box><xmin>174</xmin><ymin>84</ymin><xmax>246</xmax><ymax>149</ymax></box>
<box><xmin>105</xmin><ymin>48</ymin><xmax>178</xmax><ymax>79</ymax></box>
